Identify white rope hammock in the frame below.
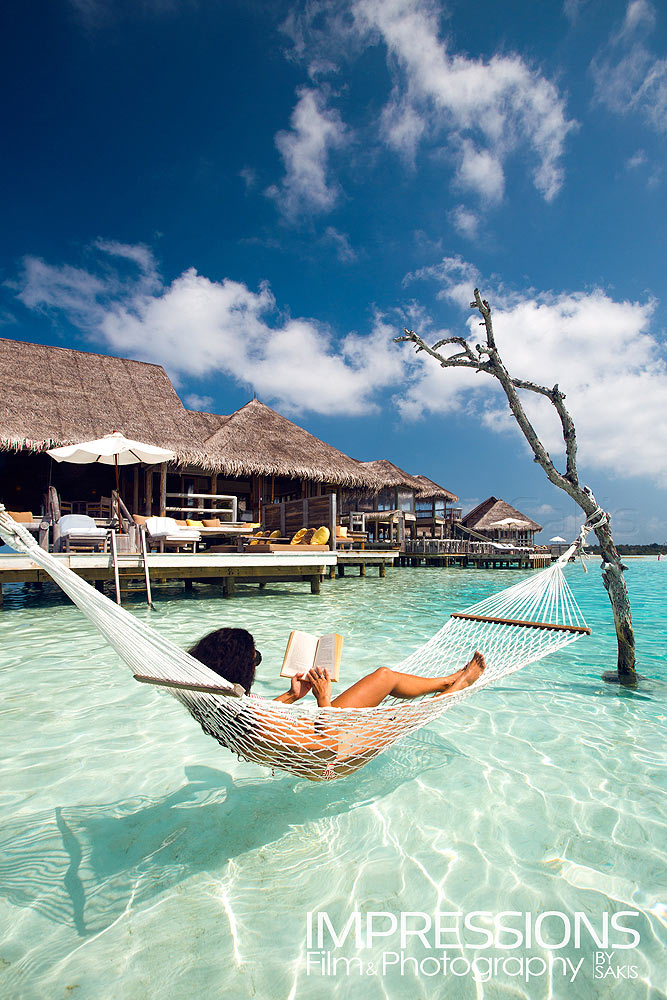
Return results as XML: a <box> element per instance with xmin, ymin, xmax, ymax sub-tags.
<box><xmin>0</xmin><ymin>507</ymin><xmax>592</xmax><ymax>782</ymax></box>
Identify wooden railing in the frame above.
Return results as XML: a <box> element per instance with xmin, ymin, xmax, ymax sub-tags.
<box><xmin>262</xmin><ymin>493</ymin><xmax>337</xmax><ymax>548</ymax></box>
<box><xmin>405</xmin><ymin>538</ymin><xmax>538</xmax><ymax>557</ymax></box>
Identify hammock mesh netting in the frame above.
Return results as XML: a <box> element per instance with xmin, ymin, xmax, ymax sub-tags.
<box><xmin>0</xmin><ymin>508</ymin><xmax>590</xmax><ymax>782</ymax></box>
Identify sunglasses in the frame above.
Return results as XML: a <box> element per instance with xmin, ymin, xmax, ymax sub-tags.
<box><xmin>254</xmin><ymin>649</ymin><xmax>262</xmax><ymax>667</ymax></box>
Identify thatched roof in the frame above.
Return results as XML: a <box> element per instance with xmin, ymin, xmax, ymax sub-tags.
<box><xmin>187</xmin><ymin>409</ymin><xmax>229</xmax><ymax>440</ymax></box>
<box><xmin>411</xmin><ymin>474</ymin><xmax>458</xmax><ymax>502</ymax></box>
<box><xmin>199</xmin><ymin>399</ymin><xmax>381</xmax><ymax>487</ymax></box>
<box><xmin>462</xmin><ymin>496</ymin><xmax>542</xmax><ymax>532</ymax></box>
<box><xmin>0</xmin><ymin>337</ymin><xmax>204</xmax><ymax>463</ymax></box>
<box><xmin>357</xmin><ymin>459</ymin><xmax>423</xmax><ymax>489</ymax></box>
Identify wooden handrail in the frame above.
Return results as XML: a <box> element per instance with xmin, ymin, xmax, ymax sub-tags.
<box><xmin>450</xmin><ymin>612</ymin><xmax>591</xmax><ymax>635</ymax></box>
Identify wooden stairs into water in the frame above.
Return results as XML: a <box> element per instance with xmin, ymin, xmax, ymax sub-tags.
<box><xmin>109</xmin><ymin>529</ymin><xmax>153</xmax><ymax>607</ymax></box>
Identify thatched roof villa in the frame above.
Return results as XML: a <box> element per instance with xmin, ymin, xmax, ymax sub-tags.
<box><xmin>190</xmin><ymin>399</ymin><xmax>375</xmax><ymax>487</ymax></box>
<box><xmin>0</xmin><ymin>338</ymin><xmax>201</xmax><ymax>460</ymax></box>
<box><xmin>412</xmin><ymin>474</ymin><xmax>458</xmax><ymax>502</ymax></box>
<box><xmin>462</xmin><ymin>497</ymin><xmax>542</xmax><ymax>546</ymax></box>
<box><xmin>0</xmin><ymin>337</ymin><xmax>381</xmax><ymax>519</ymax></box>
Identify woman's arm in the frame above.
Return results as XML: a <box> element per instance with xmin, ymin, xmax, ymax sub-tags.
<box><xmin>274</xmin><ymin>673</ymin><xmax>313</xmax><ymax>704</ymax></box>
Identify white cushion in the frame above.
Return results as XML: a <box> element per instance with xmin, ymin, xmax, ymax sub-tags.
<box><xmin>145</xmin><ymin>516</ymin><xmax>199</xmax><ymax>541</ymax></box>
<box><xmin>59</xmin><ymin>514</ymin><xmax>107</xmax><ymax>537</ymax></box>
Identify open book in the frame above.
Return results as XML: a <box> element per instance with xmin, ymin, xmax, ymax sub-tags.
<box><xmin>280</xmin><ymin>630</ymin><xmax>344</xmax><ymax>682</ymax></box>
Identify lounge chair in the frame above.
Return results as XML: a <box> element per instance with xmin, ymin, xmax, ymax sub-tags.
<box><xmin>144</xmin><ymin>516</ymin><xmax>200</xmax><ymax>553</ymax></box>
<box><xmin>57</xmin><ymin>514</ymin><xmax>109</xmax><ymax>552</ymax></box>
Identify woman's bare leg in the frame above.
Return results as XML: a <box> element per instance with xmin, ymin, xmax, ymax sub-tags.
<box><xmin>331</xmin><ymin>652</ymin><xmax>487</xmax><ymax>709</ymax></box>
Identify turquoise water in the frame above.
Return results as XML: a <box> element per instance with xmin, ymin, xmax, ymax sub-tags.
<box><xmin>0</xmin><ymin>559</ymin><xmax>665</xmax><ymax>999</ymax></box>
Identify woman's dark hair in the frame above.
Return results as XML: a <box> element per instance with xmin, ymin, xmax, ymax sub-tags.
<box><xmin>188</xmin><ymin>627</ymin><xmax>256</xmax><ymax>693</ymax></box>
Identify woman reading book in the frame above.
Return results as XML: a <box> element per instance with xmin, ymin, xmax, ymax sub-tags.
<box><xmin>188</xmin><ymin>627</ymin><xmax>486</xmax><ymax>707</ymax></box>
<box><xmin>187</xmin><ymin>628</ymin><xmax>486</xmax><ymax>779</ymax></box>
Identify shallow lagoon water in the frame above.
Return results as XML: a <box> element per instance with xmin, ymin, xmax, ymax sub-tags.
<box><xmin>0</xmin><ymin>558</ymin><xmax>665</xmax><ymax>999</ymax></box>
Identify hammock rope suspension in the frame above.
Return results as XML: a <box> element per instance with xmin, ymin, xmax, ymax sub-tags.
<box><xmin>0</xmin><ymin>507</ymin><xmax>592</xmax><ymax>782</ymax></box>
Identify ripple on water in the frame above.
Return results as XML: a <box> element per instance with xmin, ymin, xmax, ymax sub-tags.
<box><xmin>0</xmin><ymin>561</ymin><xmax>665</xmax><ymax>999</ymax></box>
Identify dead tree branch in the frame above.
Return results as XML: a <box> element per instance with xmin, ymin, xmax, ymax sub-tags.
<box><xmin>397</xmin><ymin>288</ymin><xmax>637</xmax><ymax>686</ymax></box>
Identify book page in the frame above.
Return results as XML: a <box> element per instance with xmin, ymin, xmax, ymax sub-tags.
<box><xmin>313</xmin><ymin>633</ymin><xmax>343</xmax><ymax>681</ymax></box>
<box><xmin>280</xmin><ymin>630</ymin><xmax>319</xmax><ymax>678</ymax></box>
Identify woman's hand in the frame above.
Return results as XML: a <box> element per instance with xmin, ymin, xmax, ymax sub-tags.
<box><xmin>289</xmin><ymin>673</ymin><xmax>313</xmax><ymax>701</ymax></box>
<box><xmin>307</xmin><ymin>666</ymin><xmax>332</xmax><ymax>707</ymax></box>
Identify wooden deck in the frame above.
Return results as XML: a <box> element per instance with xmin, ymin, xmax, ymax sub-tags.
<box><xmin>0</xmin><ymin>550</ymin><xmax>336</xmax><ymax>603</ymax></box>
<box><xmin>332</xmin><ymin>549</ymin><xmax>400</xmax><ymax>577</ymax></box>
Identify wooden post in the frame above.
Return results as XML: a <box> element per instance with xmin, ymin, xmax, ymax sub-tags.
<box><xmin>223</xmin><ymin>578</ymin><xmax>235</xmax><ymax>598</ymax></box>
<box><xmin>329</xmin><ymin>492</ymin><xmax>337</xmax><ymax>551</ymax></box>
<box><xmin>329</xmin><ymin>565</ymin><xmax>336</xmax><ymax>579</ymax></box>
<box><xmin>145</xmin><ymin>470</ymin><xmax>153</xmax><ymax>515</ymax></box>
<box><xmin>310</xmin><ymin>575</ymin><xmax>321</xmax><ymax>594</ymax></box>
<box><xmin>359</xmin><ymin>563</ymin><xmax>366</xmax><ymax>577</ymax></box>
<box><xmin>159</xmin><ymin>464</ymin><xmax>167</xmax><ymax>517</ymax></box>
<box><xmin>379</xmin><ymin>563</ymin><xmax>386</xmax><ymax>578</ymax></box>
<box><xmin>184</xmin><ymin>579</ymin><xmax>193</xmax><ymax>592</ymax></box>
<box><xmin>337</xmin><ymin>564</ymin><xmax>345</xmax><ymax>577</ymax></box>
<box><xmin>133</xmin><ymin>467</ymin><xmax>139</xmax><ymax>515</ymax></box>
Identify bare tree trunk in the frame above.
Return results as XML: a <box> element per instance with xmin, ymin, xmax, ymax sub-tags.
<box><xmin>398</xmin><ymin>288</ymin><xmax>637</xmax><ymax>686</ymax></box>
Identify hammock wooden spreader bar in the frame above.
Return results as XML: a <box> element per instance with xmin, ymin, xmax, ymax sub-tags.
<box><xmin>450</xmin><ymin>612</ymin><xmax>592</xmax><ymax>635</ymax></box>
<box><xmin>134</xmin><ymin>674</ymin><xmax>245</xmax><ymax>697</ymax></box>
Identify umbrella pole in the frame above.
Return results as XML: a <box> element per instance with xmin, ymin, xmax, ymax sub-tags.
<box><xmin>115</xmin><ymin>456</ymin><xmax>123</xmax><ymax>534</ymax></box>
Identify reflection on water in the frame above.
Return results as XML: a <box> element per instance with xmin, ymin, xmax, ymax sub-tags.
<box><xmin>0</xmin><ymin>561</ymin><xmax>665</xmax><ymax>999</ymax></box>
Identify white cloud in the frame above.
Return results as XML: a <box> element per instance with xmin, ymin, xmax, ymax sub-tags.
<box><xmin>399</xmin><ymin>257</ymin><xmax>667</xmax><ymax>488</ymax></box>
<box><xmin>450</xmin><ymin>205</ymin><xmax>480</xmax><ymax>240</ymax></box>
<box><xmin>626</xmin><ymin>149</ymin><xmax>647</xmax><ymax>169</ymax></box>
<box><xmin>266</xmin><ymin>87</ymin><xmax>348</xmax><ymax>220</ymax></box>
<box><xmin>563</xmin><ymin>0</ymin><xmax>591</xmax><ymax>24</ymax></box>
<box><xmin>240</xmin><ymin>167</ymin><xmax>258</xmax><ymax>191</ymax></box>
<box><xmin>352</xmin><ymin>0</ymin><xmax>575</xmax><ymax>202</ymax></box>
<box><xmin>184</xmin><ymin>394</ymin><xmax>214</xmax><ymax>411</ymax></box>
<box><xmin>15</xmin><ymin>243</ymin><xmax>405</xmax><ymax>418</ymax></box>
<box><xmin>456</xmin><ymin>143</ymin><xmax>505</xmax><ymax>203</ymax></box>
<box><xmin>322</xmin><ymin>226</ymin><xmax>357</xmax><ymax>262</ymax></box>
<box><xmin>592</xmin><ymin>1</ymin><xmax>667</xmax><ymax>133</ymax></box>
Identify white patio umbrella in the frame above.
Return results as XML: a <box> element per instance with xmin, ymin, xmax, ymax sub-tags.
<box><xmin>549</xmin><ymin>535</ymin><xmax>566</xmax><ymax>543</ymax></box>
<box><xmin>47</xmin><ymin>432</ymin><xmax>175</xmax><ymax>530</ymax></box>
<box><xmin>490</xmin><ymin>517</ymin><xmax>532</xmax><ymax>528</ymax></box>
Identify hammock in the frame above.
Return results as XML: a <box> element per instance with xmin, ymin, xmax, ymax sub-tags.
<box><xmin>0</xmin><ymin>507</ymin><xmax>591</xmax><ymax>782</ymax></box>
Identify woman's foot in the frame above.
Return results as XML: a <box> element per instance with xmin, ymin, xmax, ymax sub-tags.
<box><xmin>435</xmin><ymin>666</ymin><xmax>467</xmax><ymax>692</ymax></box>
<box><xmin>445</xmin><ymin>651</ymin><xmax>487</xmax><ymax>694</ymax></box>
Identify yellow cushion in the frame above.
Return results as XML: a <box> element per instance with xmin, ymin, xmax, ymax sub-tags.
<box><xmin>202</xmin><ymin>518</ymin><xmax>221</xmax><ymax>527</ymax></box>
<box><xmin>311</xmin><ymin>526</ymin><xmax>330</xmax><ymax>545</ymax></box>
<box><xmin>8</xmin><ymin>511</ymin><xmax>34</xmax><ymax>523</ymax></box>
<box><xmin>186</xmin><ymin>519</ymin><xmax>204</xmax><ymax>527</ymax></box>
<box><xmin>269</xmin><ymin>529</ymin><xmax>281</xmax><ymax>539</ymax></box>
<box><xmin>249</xmin><ymin>530</ymin><xmax>269</xmax><ymax>546</ymax></box>
<box><xmin>336</xmin><ymin>525</ymin><xmax>348</xmax><ymax>538</ymax></box>
<box><xmin>290</xmin><ymin>528</ymin><xmax>308</xmax><ymax>544</ymax></box>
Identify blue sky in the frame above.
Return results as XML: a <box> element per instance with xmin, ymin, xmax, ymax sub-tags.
<box><xmin>1</xmin><ymin>0</ymin><xmax>666</xmax><ymax>541</ymax></box>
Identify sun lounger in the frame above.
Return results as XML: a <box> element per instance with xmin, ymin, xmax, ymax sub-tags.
<box><xmin>143</xmin><ymin>516</ymin><xmax>200</xmax><ymax>552</ymax></box>
<box><xmin>57</xmin><ymin>514</ymin><xmax>109</xmax><ymax>552</ymax></box>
